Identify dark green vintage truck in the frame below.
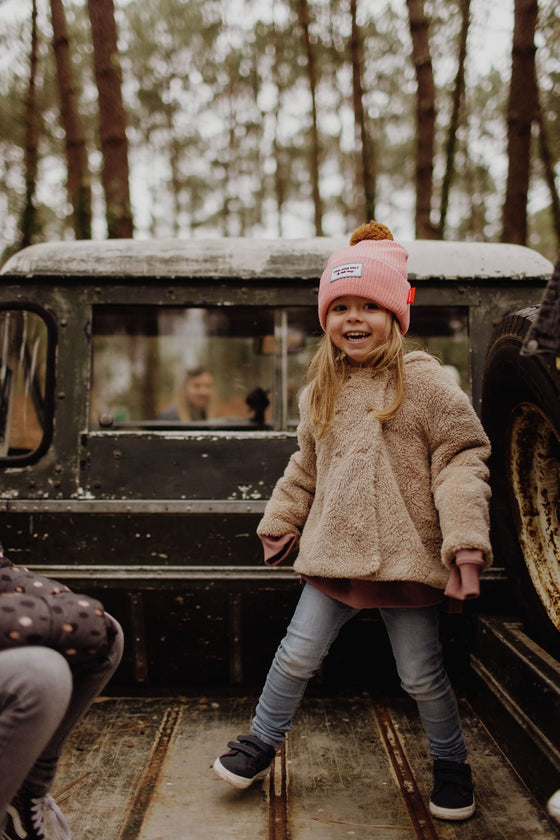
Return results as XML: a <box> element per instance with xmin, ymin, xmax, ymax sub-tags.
<box><xmin>0</xmin><ymin>238</ymin><xmax>559</xmax><ymax>839</ymax></box>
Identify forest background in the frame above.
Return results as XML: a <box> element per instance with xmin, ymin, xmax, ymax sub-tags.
<box><xmin>0</xmin><ymin>0</ymin><xmax>559</xmax><ymax>264</ymax></box>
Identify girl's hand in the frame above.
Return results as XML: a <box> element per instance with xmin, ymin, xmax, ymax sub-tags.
<box><xmin>444</xmin><ymin>549</ymin><xmax>484</xmax><ymax>600</ymax></box>
<box><xmin>260</xmin><ymin>534</ymin><xmax>297</xmax><ymax>566</ymax></box>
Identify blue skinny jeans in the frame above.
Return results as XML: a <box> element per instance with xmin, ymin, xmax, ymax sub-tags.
<box><xmin>251</xmin><ymin>583</ymin><xmax>467</xmax><ymax>761</ymax></box>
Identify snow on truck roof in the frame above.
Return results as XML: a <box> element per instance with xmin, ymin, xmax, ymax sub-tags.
<box><xmin>1</xmin><ymin>237</ymin><xmax>554</xmax><ymax>283</ymax></box>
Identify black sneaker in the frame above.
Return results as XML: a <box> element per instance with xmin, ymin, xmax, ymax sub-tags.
<box><xmin>3</xmin><ymin>789</ymin><xmax>71</xmax><ymax>840</ymax></box>
<box><xmin>213</xmin><ymin>734</ymin><xmax>276</xmax><ymax>789</ymax></box>
<box><xmin>429</xmin><ymin>758</ymin><xmax>475</xmax><ymax>821</ymax></box>
<box><xmin>548</xmin><ymin>789</ymin><xmax>560</xmax><ymax>823</ymax></box>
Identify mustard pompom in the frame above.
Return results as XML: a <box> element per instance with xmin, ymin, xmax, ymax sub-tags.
<box><xmin>349</xmin><ymin>221</ymin><xmax>394</xmax><ymax>245</ymax></box>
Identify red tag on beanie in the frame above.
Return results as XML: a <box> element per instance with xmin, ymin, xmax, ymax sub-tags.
<box><xmin>407</xmin><ymin>287</ymin><xmax>416</xmax><ymax>304</ymax></box>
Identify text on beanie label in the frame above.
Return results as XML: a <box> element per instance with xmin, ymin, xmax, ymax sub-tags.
<box><xmin>329</xmin><ymin>262</ymin><xmax>364</xmax><ymax>283</ymax></box>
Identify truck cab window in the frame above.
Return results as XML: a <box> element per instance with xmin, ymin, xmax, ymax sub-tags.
<box><xmin>90</xmin><ymin>306</ymin><xmax>322</xmax><ymax>431</ymax></box>
<box><xmin>0</xmin><ymin>308</ymin><xmax>53</xmax><ymax>462</ymax></box>
<box><xmin>408</xmin><ymin>306</ymin><xmax>470</xmax><ymax>394</ymax></box>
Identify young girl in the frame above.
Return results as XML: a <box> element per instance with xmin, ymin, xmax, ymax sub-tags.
<box><xmin>213</xmin><ymin>221</ymin><xmax>492</xmax><ymax>822</ymax></box>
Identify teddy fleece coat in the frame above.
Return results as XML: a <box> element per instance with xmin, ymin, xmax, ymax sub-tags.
<box><xmin>257</xmin><ymin>351</ymin><xmax>492</xmax><ymax>591</ymax></box>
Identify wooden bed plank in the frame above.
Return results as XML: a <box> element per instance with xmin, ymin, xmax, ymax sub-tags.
<box><xmin>386</xmin><ymin>696</ymin><xmax>559</xmax><ymax>840</ymax></box>
<box><xmin>137</xmin><ymin>697</ymin><xmax>270</xmax><ymax>840</ymax></box>
<box><xmin>52</xmin><ymin>694</ymin><xmax>560</xmax><ymax>840</ymax></box>
<box><xmin>287</xmin><ymin>697</ymin><xmax>415</xmax><ymax>839</ymax></box>
<box><xmin>53</xmin><ymin>697</ymin><xmax>176</xmax><ymax>840</ymax></box>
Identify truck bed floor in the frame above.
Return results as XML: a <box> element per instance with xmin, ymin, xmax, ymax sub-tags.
<box><xmin>53</xmin><ymin>694</ymin><xmax>559</xmax><ymax>839</ymax></box>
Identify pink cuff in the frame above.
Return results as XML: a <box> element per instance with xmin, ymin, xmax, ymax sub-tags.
<box><xmin>455</xmin><ymin>548</ymin><xmax>485</xmax><ymax>566</ymax></box>
<box><xmin>444</xmin><ymin>550</ymin><xmax>484</xmax><ymax>600</ymax></box>
<box><xmin>261</xmin><ymin>534</ymin><xmax>297</xmax><ymax>566</ymax></box>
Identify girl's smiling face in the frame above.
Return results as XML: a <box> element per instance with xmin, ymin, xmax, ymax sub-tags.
<box><xmin>326</xmin><ymin>295</ymin><xmax>392</xmax><ymax>365</ymax></box>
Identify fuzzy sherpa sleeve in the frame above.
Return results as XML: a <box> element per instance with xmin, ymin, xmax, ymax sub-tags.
<box><xmin>413</xmin><ymin>358</ymin><xmax>493</xmax><ymax>570</ymax></box>
<box><xmin>257</xmin><ymin>391</ymin><xmax>316</xmax><ymax>541</ymax></box>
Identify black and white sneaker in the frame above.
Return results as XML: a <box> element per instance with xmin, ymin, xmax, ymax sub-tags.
<box><xmin>3</xmin><ymin>789</ymin><xmax>71</xmax><ymax>840</ymax></box>
<box><xmin>548</xmin><ymin>789</ymin><xmax>560</xmax><ymax>823</ymax></box>
<box><xmin>429</xmin><ymin>758</ymin><xmax>475</xmax><ymax>821</ymax></box>
<box><xmin>213</xmin><ymin>734</ymin><xmax>276</xmax><ymax>789</ymax></box>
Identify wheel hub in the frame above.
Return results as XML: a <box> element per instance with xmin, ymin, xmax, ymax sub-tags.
<box><xmin>508</xmin><ymin>402</ymin><xmax>560</xmax><ymax>631</ymax></box>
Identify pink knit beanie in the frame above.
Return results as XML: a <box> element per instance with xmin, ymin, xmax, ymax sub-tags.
<box><xmin>318</xmin><ymin>221</ymin><xmax>413</xmax><ymax>334</ymax></box>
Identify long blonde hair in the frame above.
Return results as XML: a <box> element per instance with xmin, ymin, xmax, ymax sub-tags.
<box><xmin>307</xmin><ymin>317</ymin><xmax>405</xmax><ymax>437</ymax></box>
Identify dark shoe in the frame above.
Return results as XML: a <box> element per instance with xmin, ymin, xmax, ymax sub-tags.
<box><xmin>3</xmin><ymin>789</ymin><xmax>71</xmax><ymax>840</ymax></box>
<box><xmin>429</xmin><ymin>758</ymin><xmax>475</xmax><ymax>821</ymax></box>
<box><xmin>213</xmin><ymin>734</ymin><xmax>276</xmax><ymax>789</ymax></box>
<box><xmin>548</xmin><ymin>789</ymin><xmax>560</xmax><ymax>823</ymax></box>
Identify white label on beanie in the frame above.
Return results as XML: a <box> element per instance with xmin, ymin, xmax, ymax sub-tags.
<box><xmin>330</xmin><ymin>262</ymin><xmax>364</xmax><ymax>282</ymax></box>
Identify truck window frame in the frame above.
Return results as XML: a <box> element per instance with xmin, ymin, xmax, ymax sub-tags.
<box><xmin>0</xmin><ymin>301</ymin><xmax>57</xmax><ymax>467</ymax></box>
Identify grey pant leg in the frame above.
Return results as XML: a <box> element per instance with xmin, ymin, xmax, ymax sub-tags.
<box><xmin>26</xmin><ymin>617</ymin><xmax>124</xmax><ymax>796</ymax></box>
<box><xmin>0</xmin><ymin>647</ymin><xmax>73</xmax><ymax>820</ymax></box>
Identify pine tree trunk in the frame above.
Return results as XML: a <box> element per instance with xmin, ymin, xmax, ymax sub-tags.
<box><xmin>406</xmin><ymin>0</ymin><xmax>436</xmax><ymax>239</ymax></box>
<box><xmin>350</xmin><ymin>0</ymin><xmax>376</xmax><ymax>223</ymax></box>
<box><xmin>536</xmin><ymin>82</ymin><xmax>560</xmax><ymax>247</ymax></box>
<box><xmin>50</xmin><ymin>0</ymin><xmax>92</xmax><ymax>239</ymax></box>
<box><xmin>163</xmin><ymin>101</ymin><xmax>181</xmax><ymax>238</ymax></box>
<box><xmin>87</xmin><ymin>0</ymin><xmax>133</xmax><ymax>238</ymax></box>
<box><xmin>297</xmin><ymin>0</ymin><xmax>323</xmax><ymax>236</ymax></box>
<box><xmin>438</xmin><ymin>0</ymin><xmax>470</xmax><ymax>239</ymax></box>
<box><xmin>502</xmin><ymin>0</ymin><xmax>538</xmax><ymax>245</ymax></box>
<box><xmin>272</xmin><ymin>12</ymin><xmax>287</xmax><ymax>237</ymax></box>
<box><xmin>20</xmin><ymin>0</ymin><xmax>40</xmax><ymax>249</ymax></box>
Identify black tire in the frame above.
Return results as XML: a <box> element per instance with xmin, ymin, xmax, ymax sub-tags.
<box><xmin>481</xmin><ymin>307</ymin><xmax>560</xmax><ymax>656</ymax></box>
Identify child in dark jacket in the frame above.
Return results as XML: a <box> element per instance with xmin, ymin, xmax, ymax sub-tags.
<box><xmin>213</xmin><ymin>221</ymin><xmax>492</xmax><ymax>821</ymax></box>
<box><xmin>0</xmin><ymin>550</ymin><xmax>123</xmax><ymax>840</ymax></box>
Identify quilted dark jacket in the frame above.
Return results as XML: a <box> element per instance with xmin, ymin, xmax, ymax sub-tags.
<box><xmin>522</xmin><ymin>251</ymin><xmax>560</xmax><ymax>356</ymax></box>
<box><xmin>0</xmin><ymin>552</ymin><xmax>116</xmax><ymax>664</ymax></box>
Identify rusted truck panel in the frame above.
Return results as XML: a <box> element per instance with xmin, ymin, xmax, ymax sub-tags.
<box><xmin>1</xmin><ymin>238</ymin><xmax>560</xmax><ymax>827</ymax></box>
<box><xmin>0</xmin><ymin>238</ymin><xmax>554</xmax><ymax>683</ymax></box>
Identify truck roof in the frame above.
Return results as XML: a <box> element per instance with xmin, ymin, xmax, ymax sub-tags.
<box><xmin>1</xmin><ymin>237</ymin><xmax>554</xmax><ymax>282</ymax></box>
